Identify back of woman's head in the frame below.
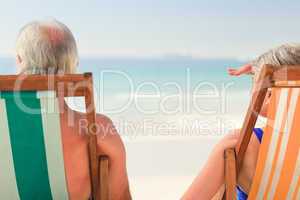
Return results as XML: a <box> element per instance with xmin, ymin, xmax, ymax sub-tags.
<box><xmin>251</xmin><ymin>43</ymin><xmax>300</xmax><ymax>81</ymax></box>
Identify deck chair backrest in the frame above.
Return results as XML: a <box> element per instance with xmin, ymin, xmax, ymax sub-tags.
<box><xmin>0</xmin><ymin>73</ymin><xmax>101</xmax><ymax>200</ymax></box>
<box><xmin>224</xmin><ymin>66</ymin><xmax>300</xmax><ymax>200</ymax></box>
<box><xmin>248</xmin><ymin>85</ymin><xmax>300</xmax><ymax>199</ymax></box>
<box><xmin>0</xmin><ymin>91</ymin><xmax>68</xmax><ymax>199</ymax></box>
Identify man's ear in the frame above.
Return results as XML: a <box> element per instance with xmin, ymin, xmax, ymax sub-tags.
<box><xmin>16</xmin><ymin>55</ymin><xmax>25</xmax><ymax>74</ymax></box>
<box><xmin>16</xmin><ymin>55</ymin><xmax>22</xmax><ymax>65</ymax></box>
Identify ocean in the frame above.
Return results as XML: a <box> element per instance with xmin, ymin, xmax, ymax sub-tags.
<box><xmin>0</xmin><ymin>56</ymin><xmax>259</xmax><ymax>199</ymax></box>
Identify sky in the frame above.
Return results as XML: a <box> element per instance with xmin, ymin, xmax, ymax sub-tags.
<box><xmin>0</xmin><ymin>0</ymin><xmax>300</xmax><ymax>59</ymax></box>
<box><xmin>0</xmin><ymin>1</ymin><xmax>299</xmax><ymax>199</ymax></box>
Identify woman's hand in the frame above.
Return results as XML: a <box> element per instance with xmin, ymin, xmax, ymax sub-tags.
<box><xmin>227</xmin><ymin>64</ymin><xmax>253</xmax><ymax>76</ymax></box>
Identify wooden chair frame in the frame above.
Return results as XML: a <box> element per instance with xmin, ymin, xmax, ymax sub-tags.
<box><xmin>0</xmin><ymin>73</ymin><xmax>109</xmax><ymax>200</ymax></box>
<box><xmin>224</xmin><ymin>65</ymin><xmax>300</xmax><ymax>199</ymax></box>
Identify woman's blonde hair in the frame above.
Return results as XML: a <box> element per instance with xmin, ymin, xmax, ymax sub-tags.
<box><xmin>16</xmin><ymin>19</ymin><xmax>78</xmax><ymax>74</ymax></box>
<box><xmin>251</xmin><ymin>43</ymin><xmax>300</xmax><ymax>81</ymax></box>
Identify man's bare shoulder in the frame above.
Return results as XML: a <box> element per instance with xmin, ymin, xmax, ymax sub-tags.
<box><xmin>71</xmin><ymin>109</ymin><xmax>113</xmax><ymax>124</ymax></box>
<box><xmin>95</xmin><ymin>113</ymin><xmax>114</xmax><ymax>126</ymax></box>
<box><xmin>65</xmin><ymin>105</ymin><xmax>116</xmax><ymax>136</ymax></box>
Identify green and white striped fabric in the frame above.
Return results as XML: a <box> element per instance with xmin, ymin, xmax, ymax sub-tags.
<box><xmin>0</xmin><ymin>91</ymin><xmax>69</xmax><ymax>200</ymax></box>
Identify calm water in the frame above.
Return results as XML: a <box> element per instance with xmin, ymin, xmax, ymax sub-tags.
<box><xmin>0</xmin><ymin>56</ymin><xmax>254</xmax><ymax>199</ymax></box>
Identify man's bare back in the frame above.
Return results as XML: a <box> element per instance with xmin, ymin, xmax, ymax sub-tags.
<box><xmin>59</xmin><ymin>103</ymin><xmax>130</xmax><ymax>200</ymax></box>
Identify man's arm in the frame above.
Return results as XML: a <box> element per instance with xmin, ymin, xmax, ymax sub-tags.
<box><xmin>95</xmin><ymin>114</ymin><xmax>131</xmax><ymax>200</ymax></box>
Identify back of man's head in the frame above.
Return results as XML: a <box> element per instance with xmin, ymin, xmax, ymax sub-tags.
<box><xmin>16</xmin><ymin>19</ymin><xmax>78</xmax><ymax>74</ymax></box>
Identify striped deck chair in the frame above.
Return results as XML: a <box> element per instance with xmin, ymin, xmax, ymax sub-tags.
<box><xmin>224</xmin><ymin>65</ymin><xmax>300</xmax><ymax>199</ymax></box>
<box><xmin>0</xmin><ymin>73</ymin><xmax>109</xmax><ymax>200</ymax></box>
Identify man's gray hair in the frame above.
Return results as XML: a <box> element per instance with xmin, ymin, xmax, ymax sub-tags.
<box><xmin>16</xmin><ymin>19</ymin><xmax>79</xmax><ymax>74</ymax></box>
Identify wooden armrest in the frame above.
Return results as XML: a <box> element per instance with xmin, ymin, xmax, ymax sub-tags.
<box><xmin>224</xmin><ymin>148</ymin><xmax>237</xmax><ymax>200</ymax></box>
<box><xmin>97</xmin><ymin>155</ymin><xmax>109</xmax><ymax>200</ymax></box>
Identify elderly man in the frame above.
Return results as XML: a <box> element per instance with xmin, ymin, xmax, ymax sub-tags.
<box><xmin>15</xmin><ymin>19</ymin><xmax>131</xmax><ymax>200</ymax></box>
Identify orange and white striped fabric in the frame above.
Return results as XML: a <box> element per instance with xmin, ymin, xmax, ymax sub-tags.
<box><xmin>274</xmin><ymin>81</ymin><xmax>300</xmax><ymax>87</ymax></box>
<box><xmin>248</xmin><ymin>86</ymin><xmax>300</xmax><ymax>199</ymax></box>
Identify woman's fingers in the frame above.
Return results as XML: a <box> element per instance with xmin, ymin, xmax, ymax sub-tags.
<box><xmin>227</xmin><ymin>68</ymin><xmax>240</xmax><ymax>76</ymax></box>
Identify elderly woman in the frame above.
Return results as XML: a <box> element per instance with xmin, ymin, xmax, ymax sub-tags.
<box><xmin>15</xmin><ymin>20</ymin><xmax>131</xmax><ymax>200</ymax></box>
<box><xmin>182</xmin><ymin>43</ymin><xmax>300</xmax><ymax>200</ymax></box>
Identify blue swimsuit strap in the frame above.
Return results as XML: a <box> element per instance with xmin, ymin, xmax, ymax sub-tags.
<box><xmin>237</xmin><ymin>186</ymin><xmax>248</xmax><ymax>200</ymax></box>
<box><xmin>253</xmin><ymin>128</ymin><xmax>263</xmax><ymax>143</ymax></box>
